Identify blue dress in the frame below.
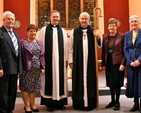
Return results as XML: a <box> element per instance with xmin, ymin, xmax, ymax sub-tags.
<box><xmin>124</xmin><ymin>29</ymin><xmax>141</xmax><ymax>98</ymax></box>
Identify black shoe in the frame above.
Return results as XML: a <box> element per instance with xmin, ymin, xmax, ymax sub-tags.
<box><xmin>31</xmin><ymin>108</ymin><xmax>39</xmax><ymax>112</ymax></box>
<box><xmin>130</xmin><ymin>104</ymin><xmax>139</xmax><ymax>112</ymax></box>
<box><xmin>24</xmin><ymin>107</ymin><xmax>32</xmax><ymax>113</ymax></box>
<box><xmin>59</xmin><ymin>106</ymin><xmax>66</xmax><ymax>110</ymax></box>
<box><xmin>139</xmin><ymin>106</ymin><xmax>141</xmax><ymax>112</ymax></box>
<box><xmin>106</xmin><ymin>102</ymin><xmax>115</xmax><ymax>108</ymax></box>
<box><xmin>56</xmin><ymin>105</ymin><xmax>66</xmax><ymax>110</ymax></box>
<box><xmin>47</xmin><ymin>107</ymin><xmax>54</xmax><ymax>111</ymax></box>
<box><xmin>114</xmin><ymin>103</ymin><xmax>120</xmax><ymax>110</ymax></box>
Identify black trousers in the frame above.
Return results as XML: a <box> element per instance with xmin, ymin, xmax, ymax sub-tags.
<box><xmin>0</xmin><ymin>74</ymin><xmax>17</xmax><ymax>113</ymax></box>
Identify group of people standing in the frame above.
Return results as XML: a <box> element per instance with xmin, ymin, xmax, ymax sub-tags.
<box><xmin>38</xmin><ymin>10</ymin><xmax>101</xmax><ymax>112</ymax></box>
<box><xmin>0</xmin><ymin>10</ymin><xmax>100</xmax><ymax>113</ymax></box>
<box><xmin>102</xmin><ymin>15</ymin><xmax>141</xmax><ymax>113</ymax></box>
<box><xmin>0</xmin><ymin>11</ymin><xmax>45</xmax><ymax>113</ymax></box>
<box><xmin>0</xmin><ymin>9</ymin><xmax>141</xmax><ymax>113</ymax></box>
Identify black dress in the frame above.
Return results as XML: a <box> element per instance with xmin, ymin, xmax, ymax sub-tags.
<box><xmin>105</xmin><ymin>36</ymin><xmax>124</xmax><ymax>88</ymax></box>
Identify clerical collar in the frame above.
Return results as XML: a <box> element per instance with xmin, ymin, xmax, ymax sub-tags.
<box><xmin>80</xmin><ymin>26</ymin><xmax>88</xmax><ymax>30</ymax></box>
<box><xmin>82</xmin><ymin>29</ymin><xmax>87</xmax><ymax>33</ymax></box>
<box><xmin>50</xmin><ymin>24</ymin><xmax>58</xmax><ymax>28</ymax></box>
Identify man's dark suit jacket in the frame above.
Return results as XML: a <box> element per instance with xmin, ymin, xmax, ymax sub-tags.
<box><xmin>102</xmin><ymin>32</ymin><xmax>125</xmax><ymax>66</ymax></box>
<box><xmin>0</xmin><ymin>26</ymin><xmax>23</xmax><ymax>74</ymax></box>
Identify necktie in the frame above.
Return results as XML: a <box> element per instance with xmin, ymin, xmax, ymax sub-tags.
<box><xmin>9</xmin><ymin>30</ymin><xmax>19</xmax><ymax>56</ymax></box>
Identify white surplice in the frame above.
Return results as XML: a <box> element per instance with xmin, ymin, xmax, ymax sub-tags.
<box><xmin>38</xmin><ymin>26</ymin><xmax>68</xmax><ymax>100</ymax></box>
<box><xmin>82</xmin><ymin>29</ymin><xmax>88</xmax><ymax>107</ymax></box>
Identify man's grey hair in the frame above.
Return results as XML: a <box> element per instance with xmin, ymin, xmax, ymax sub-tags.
<box><xmin>79</xmin><ymin>12</ymin><xmax>90</xmax><ymax>20</ymax></box>
<box><xmin>2</xmin><ymin>11</ymin><xmax>15</xmax><ymax>20</ymax></box>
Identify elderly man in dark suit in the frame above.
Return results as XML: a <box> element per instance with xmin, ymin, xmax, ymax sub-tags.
<box><xmin>0</xmin><ymin>11</ymin><xmax>23</xmax><ymax>113</ymax></box>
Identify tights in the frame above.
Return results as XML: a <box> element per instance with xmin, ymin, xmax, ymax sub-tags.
<box><xmin>133</xmin><ymin>98</ymin><xmax>141</xmax><ymax>105</ymax></box>
<box><xmin>110</xmin><ymin>87</ymin><xmax>121</xmax><ymax>104</ymax></box>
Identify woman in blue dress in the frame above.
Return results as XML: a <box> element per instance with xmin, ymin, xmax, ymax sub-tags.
<box><xmin>124</xmin><ymin>15</ymin><xmax>141</xmax><ymax>112</ymax></box>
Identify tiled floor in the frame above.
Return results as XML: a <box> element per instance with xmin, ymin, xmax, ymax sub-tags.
<box><xmin>14</xmin><ymin>96</ymin><xmax>136</xmax><ymax>113</ymax></box>
<box><xmin>13</xmin><ymin>71</ymin><xmax>135</xmax><ymax>113</ymax></box>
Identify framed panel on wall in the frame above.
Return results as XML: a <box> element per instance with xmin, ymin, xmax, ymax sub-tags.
<box><xmin>83</xmin><ymin>0</ymin><xmax>96</xmax><ymax>28</ymax></box>
<box><xmin>53</xmin><ymin>0</ymin><xmax>66</xmax><ymax>28</ymax></box>
<box><xmin>68</xmin><ymin>0</ymin><xmax>80</xmax><ymax>28</ymax></box>
<box><xmin>38</xmin><ymin>0</ymin><xmax>50</xmax><ymax>28</ymax></box>
<box><xmin>38</xmin><ymin>0</ymin><xmax>96</xmax><ymax>29</ymax></box>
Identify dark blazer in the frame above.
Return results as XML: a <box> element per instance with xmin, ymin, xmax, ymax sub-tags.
<box><xmin>102</xmin><ymin>32</ymin><xmax>125</xmax><ymax>66</ymax></box>
<box><xmin>124</xmin><ymin>28</ymin><xmax>141</xmax><ymax>65</ymax></box>
<box><xmin>0</xmin><ymin>26</ymin><xmax>23</xmax><ymax>74</ymax></box>
<box><xmin>20</xmin><ymin>38</ymin><xmax>45</xmax><ymax>70</ymax></box>
<box><xmin>124</xmin><ymin>28</ymin><xmax>141</xmax><ymax>98</ymax></box>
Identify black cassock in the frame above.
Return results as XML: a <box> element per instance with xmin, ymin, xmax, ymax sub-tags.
<box><xmin>72</xmin><ymin>26</ymin><xmax>100</xmax><ymax>110</ymax></box>
<box><xmin>40</xmin><ymin>24</ymin><xmax>67</xmax><ymax>108</ymax></box>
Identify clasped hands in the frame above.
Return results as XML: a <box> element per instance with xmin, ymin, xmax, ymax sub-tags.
<box><xmin>130</xmin><ymin>60</ymin><xmax>140</xmax><ymax>67</ymax></box>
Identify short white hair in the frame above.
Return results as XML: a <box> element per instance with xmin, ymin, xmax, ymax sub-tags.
<box><xmin>79</xmin><ymin>12</ymin><xmax>90</xmax><ymax>20</ymax></box>
<box><xmin>129</xmin><ymin>15</ymin><xmax>140</xmax><ymax>22</ymax></box>
<box><xmin>2</xmin><ymin>11</ymin><xmax>15</xmax><ymax>20</ymax></box>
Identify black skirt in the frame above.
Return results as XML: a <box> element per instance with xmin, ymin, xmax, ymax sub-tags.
<box><xmin>105</xmin><ymin>53</ymin><xmax>124</xmax><ymax>88</ymax></box>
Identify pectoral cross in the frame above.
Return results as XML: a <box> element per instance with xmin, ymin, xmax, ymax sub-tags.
<box><xmin>83</xmin><ymin>33</ymin><xmax>87</xmax><ymax>40</ymax></box>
